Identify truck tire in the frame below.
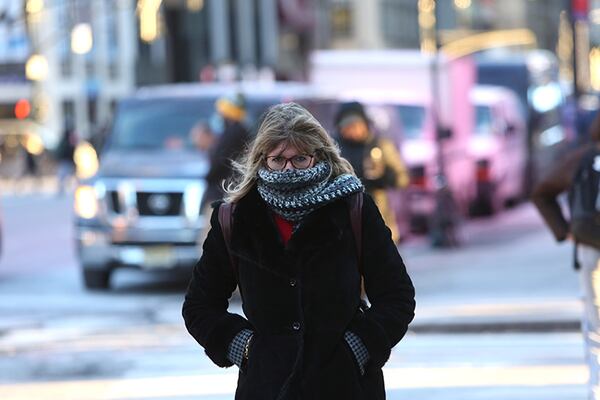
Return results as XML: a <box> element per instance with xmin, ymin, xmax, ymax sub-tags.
<box><xmin>82</xmin><ymin>268</ymin><xmax>111</xmax><ymax>290</ymax></box>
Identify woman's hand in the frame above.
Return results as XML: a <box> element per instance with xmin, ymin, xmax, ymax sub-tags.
<box><xmin>363</xmin><ymin>149</ymin><xmax>385</xmax><ymax>180</ymax></box>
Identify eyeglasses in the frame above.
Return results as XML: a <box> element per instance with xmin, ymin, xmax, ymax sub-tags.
<box><xmin>265</xmin><ymin>154</ymin><xmax>314</xmax><ymax>171</ymax></box>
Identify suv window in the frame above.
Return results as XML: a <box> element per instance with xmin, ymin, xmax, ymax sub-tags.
<box><xmin>475</xmin><ymin>105</ymin><xmax>494</xmax><ymax>136</ymax></box>
<box><xmin>397</xmin><ymin>105</ymin><xmax>426</xmax><ymax>139</ymax></box>
<box><xmin>108</xmin><ymin>99</ymin><xmax>215</xmax><ymax>151</ymax></box>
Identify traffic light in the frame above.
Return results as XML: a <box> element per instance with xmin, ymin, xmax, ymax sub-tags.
<box><xmin>0</xmin><ymin>100</ymin><xmax>32</xmax><ymax>120</ymax></box>
<box><xmin>14</xmin><ymin>99</ymin><xmax>31</xmax><ymax>120</ymax></box>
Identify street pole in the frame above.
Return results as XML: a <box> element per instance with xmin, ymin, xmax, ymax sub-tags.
<box><xmin>570</xmin><ymin>0</ymin><xmax>591</xmax><ymax>102</ymax></box>
<box><xmin>428</xmin><ymin>0</ymin><xmax>459</xmax><ymax>248</ymax></box>
<box><xmin>93</xmin><ymin>0</ymin><xmax>110</xmax><ymax>133</ymax></box>
<box><xmin>73</xmin><ymin>52</ymin><xmax>89</xmax><ymax>140</ymax></box>
<box><xmin>569</xmin><ymin>0</ymin><xmax>591</xmax><ymax>144</ymax></box>
<box><xmin>71</xmin><ymin>23</ymin><xmax>93</xmax><ymax>140</ymax></box>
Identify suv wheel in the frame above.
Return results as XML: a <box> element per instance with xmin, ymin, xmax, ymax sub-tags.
<box><xmin>82</xmin><ymin>268</ymin><xmax>111</xmax><ymax>290</ymax></box>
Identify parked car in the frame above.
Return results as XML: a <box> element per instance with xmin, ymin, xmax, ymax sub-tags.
<box><xmin>74</xmin><ymin>82</ymin><xmax>331</xmax><ymax>290</ymax></box>
<box><xmin>467</xmin><ymin>85</ymin><xmax>528</xmax><ymax>215</ymax></box>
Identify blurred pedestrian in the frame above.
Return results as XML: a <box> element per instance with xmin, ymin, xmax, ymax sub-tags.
<box><xmin>191</xmin><ymin>121</ymin><xmax>217</xmax><ymax>246</ymax></box>
<box><xmin>201</xmin><ymin>93</ymin><xmax>250</xmax><ymax>209</ymax></box>
<box><xmin>90</xmin><ymin>122</ymin><xmax>110</xmax><ymax>154</ymax></box>
<box><xmin>55</xmin><ymin>122</ymin><xmax>77</xmax><ymax>195</ymax></box>
<box><xmin>23</xmin><ymin>145</ymin><xmax>38</xmax><ymax>177</ymax></box>
<box><xmin>182</xmin><ymin>103</ymin><xmax>415</xmax><ymax>400</ymax></box>
<box><xmin>190</xmin><ymin>121</ymin><xmax>215</xmax><ymax>153</ymax></box>
<box><xmin>335</xmin><ymin>101</ymin><xmax>409</xmax><ymax>244</ymax></box>
<box><xmin>532</xmin><ymin>110</ymin><xmax>600</xmax><ymax>399</ymax></box>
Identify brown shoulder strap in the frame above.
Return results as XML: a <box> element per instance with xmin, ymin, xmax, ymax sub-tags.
<box><xmin>348</xmin><ymin>192</ymin><xmax>368</xmax><ymax>307</ymax></box>
<box><xmin>218</xmin><ymin>202</ymin><xmax>238</xmax><ymax>280</ymax></box>
<box><xmin>348</xmin><ymin>192</ymin><xmax>363</xmax><ymax>272</ymax></box>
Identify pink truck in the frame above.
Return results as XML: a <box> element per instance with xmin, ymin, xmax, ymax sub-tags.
<box><xmin>310</xmin><ymin>50</ymin><xmax>477</xmax><ymax>231</ymax></box>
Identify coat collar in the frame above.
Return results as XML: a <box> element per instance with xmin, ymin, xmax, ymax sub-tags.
<box><xmin>230</xmin><ymin>186</ymin><xmax>349</xmax><ymax>277</ymax></box>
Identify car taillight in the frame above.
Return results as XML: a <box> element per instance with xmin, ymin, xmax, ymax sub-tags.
<box><xmin>476</xmin><ymin>160</ymin><xmax>491</xmax><ymax>182</ymax></box>
<box><xmin>410</xmin><ymin>166</ymin><xmax>427</xmax><ymax>189</ymax></box>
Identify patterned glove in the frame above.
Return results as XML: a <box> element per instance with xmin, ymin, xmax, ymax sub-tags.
<box><xmin>344</xmin><ymin>331</ymin><xmax>370</xmax><ymax>376</ymax></box>
<box><xmin>227</xmin><ymin>329</ymin><xmax>254</xmax><ymax>368</ymax></box>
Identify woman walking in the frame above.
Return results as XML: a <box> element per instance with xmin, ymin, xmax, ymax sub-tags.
<box><xmin>182</xmin><ymin>102</ymin><xmax>415</xmax><ymax>400</ymax></box>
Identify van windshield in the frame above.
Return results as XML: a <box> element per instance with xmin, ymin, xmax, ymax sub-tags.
<box><xmin>396</xmin><ymin>105</ymin><xmax>426</xmax><ymax>139</ymax></box>
<box><xmin>475</xmin><ymin>105</ymin><xmax>493</xmax><ymax>135</ymax></box>
<box><xmin>108</xmin><ymin>99</ymin><xmax>215</xmax><ymax>151</ymax></box>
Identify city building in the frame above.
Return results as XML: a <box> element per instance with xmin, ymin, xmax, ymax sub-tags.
<box><xmin>137</xmin><ymin>0</ymin><xmax>311</xmax><ymax>83</ymax></box>
<box><xmin>2</xmin><ymin>0</ymin><xmax>598</xmax><ymax>153</ymax></box>
<box><xmin>0</xmin><ymin>0</ymin><xmax>137</xmax><ymax>150</ymax></box>
<box><xmin>0</xmin><ymin>0</ymin><xmax>33</xmax><ymax>139</ymax></box>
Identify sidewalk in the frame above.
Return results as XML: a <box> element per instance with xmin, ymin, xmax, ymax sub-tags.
<box><xmin>0</xmin><ymin>176</ymin><xmax>61</xmax><ymax>197</ymax></box>
<box><xmin>402</xmin><ymin>202</ymin><xmax>583</xmax><ymax>335</ymax></box>
<box><xmin>412</xmin><ymin>297</ymin><xmax>582</xmax><ymax>333</ymax></box>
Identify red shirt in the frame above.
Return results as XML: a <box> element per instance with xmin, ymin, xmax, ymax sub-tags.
<box><xmin>273</xmin><ymin>213</ymin><xmax>294</xmax><ymax>245</ymax></box>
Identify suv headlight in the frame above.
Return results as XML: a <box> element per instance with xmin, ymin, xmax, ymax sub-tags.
<box><xmin>74</xmin><ymin>141</ymin><xmax>99</xmax><ymax>179</ymax></box>
<box><xmin>75</xmin><ymin>185</ymin><xmax>99</xmax><ymax>219</ymax></box>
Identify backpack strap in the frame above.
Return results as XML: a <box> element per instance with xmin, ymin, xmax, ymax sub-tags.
<box><xmin>218</xmin><ymin>202</ymin><xmax>238</xmax><ymax>280</ymax></box>
<box><xmin>348</xmin><ymin>192</ymin><xmax>363</xmax><ymax>272</ymax></box>
<box><xmin>347</xmin><ymin>192</ymin><xmax>368</xmax><ymax>309</ymax></box>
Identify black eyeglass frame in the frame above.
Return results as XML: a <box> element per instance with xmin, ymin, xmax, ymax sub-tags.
<box><xmin>264</xmin><ymin>154</ymin><xmax>315</xmax><ymax>171</ymax></box>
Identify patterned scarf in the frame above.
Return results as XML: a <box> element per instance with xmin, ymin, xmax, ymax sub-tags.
<box><xmin>257</xmin><ymin>161</ymin><xmax>364</xmax><ymax>222</ymax></box>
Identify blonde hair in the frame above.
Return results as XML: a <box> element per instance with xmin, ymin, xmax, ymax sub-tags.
<box><xmin>224</xmin><ymin>102</ymin><xmax>355</xmax><ymax>203</ymax></box>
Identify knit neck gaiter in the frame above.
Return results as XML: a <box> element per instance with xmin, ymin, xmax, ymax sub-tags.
<box><xmin>257</xmin><ymin>161</ymin><xmax>364</xmax><ymax>222</ymax></box>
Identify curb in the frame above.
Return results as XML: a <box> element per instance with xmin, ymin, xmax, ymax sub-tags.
<box><xmin>409</xmin><ymin>319</ymin><xmax>582</xmax><ymax>334</ymax></box>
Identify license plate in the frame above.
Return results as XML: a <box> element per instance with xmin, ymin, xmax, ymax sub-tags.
<box><xmin>143</xmin><ymin>246</ymin><xmax>175</xmax><ymax>269</ymax></box>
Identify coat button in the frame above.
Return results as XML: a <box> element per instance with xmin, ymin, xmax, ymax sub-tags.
<box><xmin>289</xmin><ymin>279</ymin><xmax>297</xmax><ymax>287</ymax></box>
<box><xmin>292</xmin><ymin>322</ymin><xmax>301</xmax><ymax>331</ymax></box>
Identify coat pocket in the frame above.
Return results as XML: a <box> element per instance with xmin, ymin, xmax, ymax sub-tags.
<box><xmin>236</xmin><ymin>334</ymin><xmax>296</xmax><ymax>400</ymax></box>
<box><xmin>307</xmin><ymin>341</ymin><xmax>366</xmax><ymax>400</ymax></box>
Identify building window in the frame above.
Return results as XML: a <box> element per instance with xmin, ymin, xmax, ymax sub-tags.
<box><xmin>331</xmin><ymin>0</ymin><xmax>353</xmax><ymax>39</ymax></box>
<box><xmin>62</xmin><ymin>101</ymin><xmax>75</xmax><ymax>126</ymax></box>
<box><xmin>56</xmin><ymin>0</ymin><xmax>73</xmax><ymax>77</ymax></box>
<box><xmin>380</xmin><ymin>0</ymin><xmax>419</xmax><ymax>48</ymax></box>
<box><xmin>0</xmin><ymin>1</ymin><xmax>29</xmax><ymax>64</ymax></box>
<box><xmin>107</xmin><ymin>0</ymin><xmax>120</xmax><ymax>79</ymax></box>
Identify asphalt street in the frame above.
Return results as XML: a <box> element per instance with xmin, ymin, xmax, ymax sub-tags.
<box><xmin>0</xmin><ymin>192</ymin><xmax>588</xmax><ymax>399</ymax></box>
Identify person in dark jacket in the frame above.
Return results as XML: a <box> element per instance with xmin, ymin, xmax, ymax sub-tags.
<box><xmin>532</xmin><ymin>110</ymin><xmax>600</xmax><ymax>399</ymax></box>
<box><xmin>55</xmin><ymin>123</ymin><xmax>78</xmax><ymax>195</ymax></box>
<box><xmin>201</xmin><ymin>93</ymin><xmax>251</xmax><ymax>208</ymax></box>
<box><xmin>183</xmin><ymin>102</ymin><xmax>416</xmax><ymax>400</ymax></box>
<box><xmin>336</xmin><ymin>101</ymin><xmax>409</xmax><ymax>244</ymax></box>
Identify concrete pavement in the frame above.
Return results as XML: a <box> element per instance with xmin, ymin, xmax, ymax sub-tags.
<box><xmin>404</xmin><ymin>200</ymin><xmax>582</xmax><ymax>334</ymax></box>
<box><xmin>0</xmin><ymin>194</ymin><xmax>589</xmax><ymax>399</ymax></box>
<box><xmin>1</xmin><ymin>192</ymin><xmax>583</xmax><ymax>332</ymax></box>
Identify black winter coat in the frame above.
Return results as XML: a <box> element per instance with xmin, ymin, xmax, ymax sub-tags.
<box><xmin>182</xmin><ymin>187</ymin><xmax>416</xmax><ymax>400</ymax></box>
